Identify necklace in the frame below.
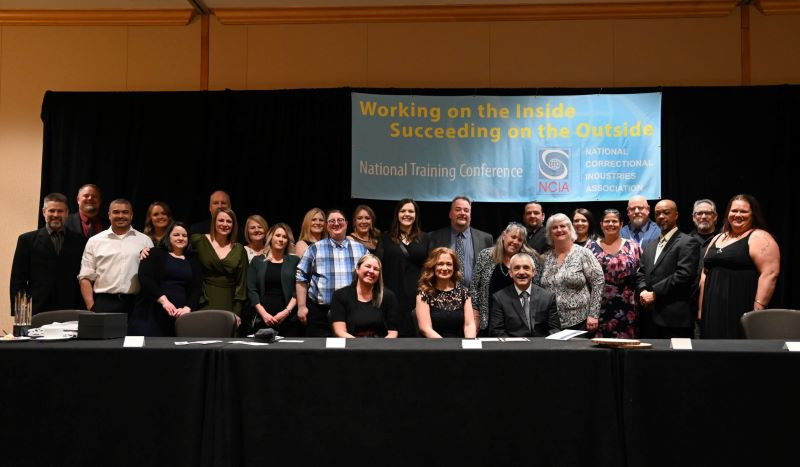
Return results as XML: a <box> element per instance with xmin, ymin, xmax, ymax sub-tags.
<box><xmin>352</xmin><ymin>232</ymin><xmax>371</xmax><ymax>243</ymax></box>
<box><xmin>499</xmin><ymin>264</ymin><xmax>510</xmax><ymax>277</ymax></box>
<box><xmin>716</xmin><ymin>229</ymin><xmax>752</xmax><ymax>253</ymax></box>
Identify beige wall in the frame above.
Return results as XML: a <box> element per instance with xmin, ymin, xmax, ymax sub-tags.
<box><xmin>1</xmin><ymin>6</ymin><xmax>799</xmax><ymax>332</ymax></box>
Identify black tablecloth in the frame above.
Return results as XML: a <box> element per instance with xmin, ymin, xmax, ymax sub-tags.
<box><xmin>1</xmin><ymin>337</ymin><xmax>798</xmax><ymax>467</ymax></box>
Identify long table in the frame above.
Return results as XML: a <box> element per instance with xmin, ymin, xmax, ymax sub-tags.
<box><xmin>0</xmin><ymin>338</ymin><xmax>796</xmax><ymax>467</ymax></box>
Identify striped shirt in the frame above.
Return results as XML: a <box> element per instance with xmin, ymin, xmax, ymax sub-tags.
<box><xmin>296</xmin><ymin>237</ymin><xmax>368</xmax><ymax>306</ymax></box>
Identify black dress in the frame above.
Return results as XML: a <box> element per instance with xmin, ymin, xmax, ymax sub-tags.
<box><xmin>701</xmin><ymin>232</ymin><xmax>759</xmax><ymax>338</ymax></box>
<box><xmin>377</xmin><ymin>232</ymin><xmax>430</xmax><ymax>337</ymax></box>
<box><xmin>420</xmin><ymin>283</ymin><xmax>469</xmax><ymax>337</ymax></box>
<box><xmin>329</xmin><ymin>285</ymin><xmax>400</xmax><ymax>337</ymax></box>
<box><xmin>252</xmin><ymin>261</ymin><xmax>297</xmax><ymax>336</ymax></box>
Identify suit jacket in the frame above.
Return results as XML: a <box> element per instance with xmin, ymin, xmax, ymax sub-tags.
<box><xmin>428</xmin><ymin>226</ymin><xmax>493</xmax><ymax>270</ymax></box>
<box><xmin>9</xmin><ymin>227</ymin><xmax>86</xmax><ymax>315</ymax></box>
<box><xmin>65</xmin><ymin>212</ymin><xmax>108</xmax><ymax>239</ymax></box>
<box><xmin>635</xmin><ymin>231</ymin><xmax>700</xmax><ymax>328</ymax></box>
<box><xmin>488</xmin><ymin>283</ymin><xmax>560</xmax><ymax>337</ymax></box>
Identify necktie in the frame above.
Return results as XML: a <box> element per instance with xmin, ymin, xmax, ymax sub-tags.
<box><xmin>633</xmin><ymin>230</ymin><xmax>641</xmax><ymax>243</ymax></box>
<box><xmin>455</xmin><ymin>232</ymin><xmax>466</xmax><ymax>270</ymax></box>
<box><xmin>520</xmin><ymin>291</ymin><xmax>531</xmax><ymax>330</ymax></box>
<box><xmin>51</xmin><ymin>230</ymin><xmax>63</xmax><ymax>256</ymax></box>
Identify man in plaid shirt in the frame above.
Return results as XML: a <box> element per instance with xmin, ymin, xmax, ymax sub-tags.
<box><xmin>296</xmin><ymin>209</ymin><xmax>368</xmax><ymax>336</ymax></box>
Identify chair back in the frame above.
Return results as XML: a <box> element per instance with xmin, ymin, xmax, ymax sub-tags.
<box><xmin>31</xmin><ymin>309</ymin><xmax>90</xmax><ymax>328</ymax></box>
<box><xmin>410</xmin><ymin>308</ymin><xmax>420</xmax><ymax>337</ymax></box>
<box><xmin>740</xmin><ymin>309</ymin><xmax>800</xmax><ymax>339</ymax></box>
<box><xmin>175</xmin><ymin>310</ymin><xmax>237</xmax><ymax>337</ymax></box>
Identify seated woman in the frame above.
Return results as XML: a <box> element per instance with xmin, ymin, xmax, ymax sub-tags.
<box><xmin>348</xmin><ymin>204</ymin><xmax>380</xmax><ymax>253</ymax></box>
<box><xmin>295</xmin><ymin>207</ymin><xmax>327</xmax><ymax>258</ymax></box>
<box><xmin>330</xmin><ymin>254</ymin><xmax>399</xmax><ymax>338</ymax></box>
<box><xmin>132</xmin><ymin>222</ymin><xmax>202</xmax><ymax>336</ymax></box>
<box><xmin>416</xmin><ymin>247</ymin><xmax>477</xmax><ymax>338</ymax></box>
<box><xmin>471</xmin><ymin>222</ymin><xmax>538</xmax><ymax>334</ymax></box>
<box><xmin>143</xmin><ymin>201</ymin><xmax>174</xmax><ymax>245</ymax></box>
<box><xmin>191</xmin><ymin>207</ymin><xmax>248</xmax><ymax>324</ymax></box>
<box><xmin>246</xmin><ymin>223</ymin><xmax>300</xmax><ymax>337</ymax></box>
<box><xmin>243</xmin><ymin>214</ymin><xmax>269</xmax><ymax>262</ymax></box>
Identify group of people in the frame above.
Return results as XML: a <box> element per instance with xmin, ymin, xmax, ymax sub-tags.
<box><xmin>10</xmin><ymin>184</ymin><xmax>781</xmax><ymax>340</ymax></box>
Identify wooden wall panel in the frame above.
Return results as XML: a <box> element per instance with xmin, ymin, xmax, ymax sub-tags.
<box><xmin>128</xmin><ymin>20</ymin><xmax>202</xmax><ymax>90</ymax></box>
<box><xmin>209</xmin><ymin>15</ymin><xmax>247</xmax><ymax>89</ymax></box>
<box><xmin>750</xmin><ymin>8</ymin><xmax>800</xmax><ymax>84</ymax></box>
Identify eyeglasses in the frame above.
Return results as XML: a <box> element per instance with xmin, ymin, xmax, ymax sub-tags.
<box><xmin>629</xmin><ymin>206</ymin><xmax>648</xmax><ymax>212</ymax></box>
<box><xmin>693</xmin><ymin>211</ymin><xmax>715</xmax><ymax>218</ymax></box>
<box><xmin>327</xmin><ymin>219</ymin><xmax>346</xmax><ymax>226</ymax></box>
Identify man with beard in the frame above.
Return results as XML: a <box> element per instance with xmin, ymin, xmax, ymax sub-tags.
<box><xmin>428</xmin><ymin>196</ymin><xmax>493</xmax><ymax>287</ymax></box>
<box><xmin>522</xmin><ymin>201</ymin><xmax>550</xmax><ymax>253</ymax></box>
<box><xmin>65</xmin><ymin>184</ymin><xmax>107</xmax><ymax>239</ymax></box>
<box><xmin>689</xmin><ymin>199</ymin><xmax>719</xmax><ymax>252</ymax></box>
<box><xmin>620</xmin><ymin>195</ymin><xmax>660</xmax><ymax>250</ymax></box>
<box><xmin>636</xmin><ymin>200</ymin><xmax>700</xmax><ymax>338</ymax></box>
<box><xmin>78</xmin><ymin>199</ymin><xmax>153</xmax><ymax>314</ymax></box>
<box><xmin>488</xmin><ymin>253</ymin><xmax>560</xmax><ymax>337</ymax></box>
<box><xmin>9</xmin><ymin>193</ymin><xmax>86</xmax><ymax>315</ymax></box>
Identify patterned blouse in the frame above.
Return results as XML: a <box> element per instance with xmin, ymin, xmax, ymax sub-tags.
<box><xmin>539</xmin><ymin>245</ymin><xmax>605</xmax><ymax>328</ymax></box>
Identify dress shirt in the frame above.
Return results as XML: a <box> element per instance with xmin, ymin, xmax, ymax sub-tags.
<box><xmin>653</xmin><ymin>226</ymin><xmax>678</xmax><ymax>264</ymax></box>
<box><xmin>620</xmin><ymin>219</ymin><xmax>660</xmax><ymax>251</ymax></box>
<box><xmin>450</xmin><ymin>227</ymin><xmax>474</xmax><ymax>285</ymax></box>
<box><xmin>296</xmin><ymin>237</ymin><xmax>368</xmax><ymax>306</ymax></box>
<box><xmin>79</xmin><ymin>212</ymin><xmax>104</xmax><ymax>238</ymax></box>
<box><xmin>78</xmin><ymin>228</ymin><xmax>153</xmax><ymax>294</ymax></box>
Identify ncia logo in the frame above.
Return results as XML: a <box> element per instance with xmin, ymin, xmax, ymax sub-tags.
<box><xmin>538</xmin><ymin>148</ymin><xmax>569</xmax><ymax>180</ymax></box>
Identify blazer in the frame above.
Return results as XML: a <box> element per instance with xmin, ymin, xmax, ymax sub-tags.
<box><xmin>65</xmin><ymin>212</ymin><xmax>108</xmax><ymax>239</ymax></box>
<box><xmin>247</xmin><ymin>254</ymin><xmax>300</xmax><ymax>311</ymax></box>
<box><xmin>488</xmin><ymin>283</ymin><xmax>560</xmax><ymax>337</ymax></box>
<box><xmin>427</xmin><ymin>226</ymin><xmax>494</xmax><ymax>269</ymax></box>
<box><xmin>635</xmin><ymin>231</ymin><xmax>700</xmax><ymax>328</ymax></box>
<box><xmin>9</xmin><ymin>227</ymin><xmax>86</xmax><ymax>315</ymax></box>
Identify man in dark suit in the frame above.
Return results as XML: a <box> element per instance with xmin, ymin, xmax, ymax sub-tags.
<box><xmin>10</xmin><ymin>192</ymin><xmax>87</xmax><ymax>316</ymax></box>
<box><xmin>65</xmin><ymin>183</ymin><xmax>107</xmax><ymax>239</ymax></box>
<box><xmin>428</xmin><ymin>196</ymin><xmax>493</xmax><ymax>287</ymax></box>
<box><xmin>489</xmin><ymin>253</ymin><xmax>560</xmax><ymax>337</ymax></box>
<box><xmin>636</xmin><ymin>199</ymin><xmax>700</xmax><ymax>338</ymax></box>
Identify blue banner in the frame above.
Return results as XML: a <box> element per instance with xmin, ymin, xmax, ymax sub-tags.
<box><xmin>351</xmin><ymin>92</ymin><xmax>661</xmax><ymax>202</ymax></box>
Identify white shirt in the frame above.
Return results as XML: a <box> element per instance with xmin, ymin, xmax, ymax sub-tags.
<box><xmin>78</xmin><ymin>227</ymin><xmax>153</xmax><ymax>294</ymax></box>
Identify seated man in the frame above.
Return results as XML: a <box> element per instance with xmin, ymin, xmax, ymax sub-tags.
<box><xmin>488</xmin><ymin>253</ymin><xmax>560</xmax><ymax>337</ymax></box>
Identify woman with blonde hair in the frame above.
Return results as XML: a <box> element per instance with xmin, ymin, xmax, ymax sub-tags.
<box><xmin>295</xmin><ymin>207</ymin><xmax>326</xmax><ymax>258</ymax></box>
<box><xmin>330</xmin><ymin>254</ymin><xmax>399</xmax><ymax>338</ymax></box>
<box><xmin>243</xmin><ymin>214</ymin><xmax>269</xmax><ymax>262</ymax></box>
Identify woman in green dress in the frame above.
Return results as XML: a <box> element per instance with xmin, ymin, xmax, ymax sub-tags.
<box><xmin>191</xmin><ymin>207</ymin><xmax>248</xmax><ymax>325</ymax></box>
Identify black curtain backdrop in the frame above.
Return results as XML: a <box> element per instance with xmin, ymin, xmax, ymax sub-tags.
<box><xmin>39</xmin><ymin>86</ymin><xmax>799</xmax><ymax>309</ymax></box>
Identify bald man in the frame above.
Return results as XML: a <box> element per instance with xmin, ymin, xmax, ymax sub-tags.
<box><xmin>620</xmin><ymin>195</ymin><xmax>660</xmax><ymax>250</ymax></box>
<box><xmin>635</xmin><ymin>199</ymin><xmax>700</xmax><ymax>338</ymax></box>
<box><xmin>189</xmin><ymin>190</ymin><xmax>232</xmax><ymax>236</ymax></box>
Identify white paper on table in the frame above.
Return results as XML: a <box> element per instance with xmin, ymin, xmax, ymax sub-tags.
<box><xmin>174</xmin><ymin>340</ymin><xmax>223</xmax><ymax>346</ymax></box>
<box><xmin>670</xmin><ymin>338</ymin><xmax>693</xmax><ymax>350</ymax></box>
<box><xmin>229</xmin><ymin>340</ymin><xmax>270</xmax><ymax>346</ymax></box>
<box><xmin>326</xmin><ymin>338</ymin><xmax>346</xmax><ymax>348</ymax></box>
<box><xmin>462</xmin><ymin>339</ymin><xmax>482</xmax><ymax>349</ymax></box>
<box><xmin>501</xmin><ymin>337</ymin><xmax>530</xmax><ymax>342</ymax></box>
<box><xmin>41</xmin><ymin>321</ymin><xmax>80</xmax><ymax>332</ymax></box>
<box><xmin>279</xmin><ymin>340</ymin><xmax>305</xmax><ymax>343</ymax></box>
<box><xmin>546</xmin><ymin>329</ymin><xmax>588</xmax><ymax>340</ymax></box>
<box><xmin>783</xmin><ymin>342</ymin><xmax>800</xmax><ymax>351</ymax></box>
<box><xmin>478</xmin><ymin>337</ymin><xmax>500</xmax><ymax>342</ymax></box>
<box><xmin>123</xmin><ymin>336</ymin><xmax>145</xmax><ymax>347</ymax></box>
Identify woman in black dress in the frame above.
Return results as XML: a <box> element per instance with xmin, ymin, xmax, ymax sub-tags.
<box><xmin>416</xmin><ymin>247</ymin><xmax>477</xmax><ymax>338</ymax></box>
<box><xmin>132</xmin><ymin>222</ymin><xmax>202</xmax><ymax>336</ymax></box>
<box><xmin>376</xmin><ymin>198</ymin><xmax>430</xmax><ymax>337</ymax></box>
<box><xmin>699</xmin><ymin>194</ymin><xmax>780</xmax><ymax>338</ymax></box>
<box><xmin>330</xmin><ymin>254</ymin><xmax>399</xmax><ymax>338</ymax></box>
<box><xmin>246</xmin><ymin>223</ymin><xmax>300</xmax><ymax>336</ymax></box>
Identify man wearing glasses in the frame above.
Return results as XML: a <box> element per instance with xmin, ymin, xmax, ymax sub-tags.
<box><xmin>689</xmin><ymin>199</ymin><xmax>719</xmax><ymax>251</ymax></box>
<box><xmin>620</xmin><ymin>195</ymin><xmax>660</xmax><ymax>250</ymax></box>
<box><xmin>296</xmin><ymin>209</ymin><xmax>368</xmax><ymax>337</ymax></box>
